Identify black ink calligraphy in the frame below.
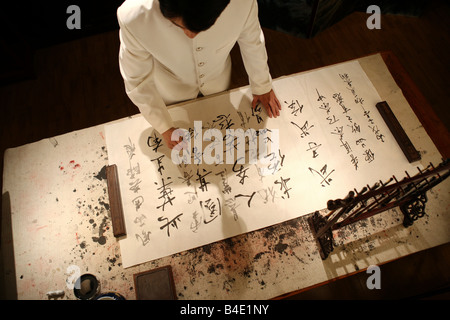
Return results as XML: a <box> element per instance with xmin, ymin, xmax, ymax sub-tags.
<box><xmin>196</xmin><ymin>168</ymin><xmax>211</xmax><ymax>192</ymax></box>
<box><xmin>235</xmin><ymin>191</ymin><xmax>256</xmax><ymax>207</ymax></box>
<box><xmin>156</xmin><ymin>177</ymin><xmax>175</xmax><ymax>211</ymax></box>
<box><xmin>309</xmin><ymin>165</ymin><xmax>335</xmax><ymax>187</ymax></box>
<box><xmin>158</xmin><ymin>213</ymin><xmax>183</xmax><ymax>237</ymax></box>
<box><xmin>291</xmin><ymin>120</ymin><xmax>314</xmax><ymax>138</ymax></box>
<box><xmin>147</xmin><ymin>132</ymin><xmax>163</xmax><ymax>152</ymax></box>
<box><xmin>199</xmin><ymin>198</ymin><xmax>221</xmax><ymax>224</ymax></box>
<box><xmin>285</xmin><ymin>99</ymin><xmax>303</xmax><ymax>116</ymax></box>
<box><xmin>135</xmin><ymin>230</ymin><xmax>151</xmax><ymax>246</ymax></box>
<box><xmin>151</xmin><ymin>155</ymin><xmax>165</xmax><ymax>175</ymax></box>
<box><xmin>274</xmin><ymin>176</ymin><xmax>292</xmax><ymax>199</ymax></box>
<box><xmin>232</xmin><ymin>159</ymin><xmax>249</xmax><ymax>185</ymax></box>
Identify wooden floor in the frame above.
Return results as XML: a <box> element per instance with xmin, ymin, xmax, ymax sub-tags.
<box><xmin>1</xmin><ymin>0</ymin><xmax>449</xmax><ymax>299</ymax></box>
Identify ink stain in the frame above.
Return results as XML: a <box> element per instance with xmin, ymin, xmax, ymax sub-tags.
<box><xmin>107</xmin><ymin>257</ymin><xmax>117</xmax><ymax>265</ymax></box>
<box><xmin>92</xmin><ymin>236</ymin><xmax>106</xmax><ymax>245</ymax></box>
<box><xmin>274</xmin><ymin>242</ymin><xmax>288</xmax><ymax>255</ymax></box>
<box><xmin>106</xmin><ymin>256</ymin><xmax>121</xmax><ymax>271</ymax></box>
<box><xmin>202</xmin><ymin>244</ymin><xmax>212</xmax><ymax>254</ymax></box>
<box><xmin>242</xmin><ymin>267</ymin><xmax>252</xmax><ymax>278</ymax></box>
<box><xmin>253</xmin><ymin>251</ymin><xmax>269</xmax><ymax>261</ymax></box>
<box><xmin>91</xmin><ymin>216</ymin><xmax>109</xmax><ymax>245</ymax></box>
<box><xmin>89</xmin><ymin>218</ymin><xmax>97</xmax><ymax>228</ymax></box>
<box><xmin>207</xmin><ymin>264</ymin><xmax>224</xmax><ymax>274</ymax></box>
<box><xmin>99</xmin><ymin>201</ymin><xmax>110</xmax><ymax>211</ymax></box>
<box><xmin>94</xmin><ymin>165</ymin><xmax>107</xmax><ymax>181</ymax></box>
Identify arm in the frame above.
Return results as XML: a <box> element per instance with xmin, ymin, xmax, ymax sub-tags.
<box><xmin>237</xmin><ymin>0</ymin><xmax>281</xmax><ymax>118</ymax></box>
<box><xmin>118</xmin><ymin>14</ymin><xmax>177</xmax><ymax>144</ymax></box>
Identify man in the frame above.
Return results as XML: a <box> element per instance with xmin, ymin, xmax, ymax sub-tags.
<box><xmin>117</xmin><ymin>0</ymin><xmax>281</xmax><ymax>149</ymax></box>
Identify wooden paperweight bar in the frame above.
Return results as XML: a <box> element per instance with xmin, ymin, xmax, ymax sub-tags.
<box><xmin>376</xmin><ymin>101</ymin><xmax>421</xmax><ymax>163</ymax></box>
<box><xmin>105</xmin><ymin>164</ymin><xmax>126</xmax><ymax>237</ymax></box>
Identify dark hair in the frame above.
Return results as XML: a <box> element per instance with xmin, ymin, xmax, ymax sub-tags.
<box><xmin>159</xmin><ymin>0</ymin><xmax>231</xmax><ymax>33</ymax></box>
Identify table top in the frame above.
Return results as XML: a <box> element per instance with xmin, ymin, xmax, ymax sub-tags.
<box><xmin>2</xmin><ymin>53</ymin><xmax>449</xmax><ymax>300</ymax></box>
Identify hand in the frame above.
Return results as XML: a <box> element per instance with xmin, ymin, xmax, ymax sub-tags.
<box><xmin>162</xmin><ymin>127</ymin><xmax>182</xmax><ymax>150</ymax></box>
<box><xmin>252</xmin><ymin>89</ymin><xmax>282</xmax><ymax>118</ymax></box>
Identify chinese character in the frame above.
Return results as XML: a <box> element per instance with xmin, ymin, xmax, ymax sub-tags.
<box><xmin>135</xmin><ymin>230</ymin><xmax>151</xmax><ymax>246</ymax></box>
<box><xmin>200</xmin><ymin>198</ymin><xmax>221</xmax><ymax>224</ymax></box>
<box><xmin>331</xmin><ymin>126</ymin><xmax>344</xmax><ymax>140</ymax></box>
<box><xmin>158</xmin><ymin>213</ymin><xmax>183</xmax><ymax>237</ymax></box>
<box><xmin>124</xmin><ymin>137</ymin><xmax>136</xmax><ymax>160</ymax></box>
<box><xmin>340</xmin><ymin>139</ymin><xmax>353</xmax><ymax>154</ymax></box>
<box><xmin>134</xmin><ymin>214</ymin><xmax>147</xmax><ymax>227</ymax></box>
<box><xmin>291</xmin><ymin>120</ymin><xmax>314</xmax><ymax>138</ymax></box>
<box><xmin>327</xmin><ymin>115</ymin><xmax>340</xmax><ymax>125</ymax></box>
<box><xmin>126</xmin><ymin>162</ymin><xmax>141</xmax><ymax>180</ymax></box>
<box><xmin>368</xmin><ymin>125</ymin><xmax>385</xmax><ymax>142</ymax></box>
<box><xmin>274</xmin><ymin>176</ymin><xmax>292</xmax><ymax>199</ymax></box>
<box><xmin>306</xmin><ymin>142</ymin><xmax>322</xmax><ymax>158</ymax></box>
<box><xmin>151</xmin><ymin>155</ymin><xmax>165</xmax><ymax>175</ymax></box>
<box><xmin>316</xmin><ymin>88</ymin><xmax>326</xmax><ymax>101</ymax></box>
<box><xmin>285</xmin><ymin>99</ymin><xmax>303</xmax><ymax>116</ymax></box>
<box><xmin>350</xmin><ymin>154</ymin><xmax>359</xmax><ymax>170</ymax></box>
<box><xmin>356</xmin><ymin>138</ymin><xmax>367</xmax><ymax>148</ymax></box>
<box><xmin>309</xmin><ymin>165</ymin><xmax>335</xmax><ymax>187</ymax></box>
<box><xmin>252</xmin><ymin>103</ymin><xmax>263</xmax><ymax>124</ymax></box>
<box><xmin>213</xmin><ymin>114</ymin><xmax>234</xmax><ymax>130</ymax></box>
<box><xmin>196</xmin><ymin>168</ymin><xmax>212</xmax><ymax>192</ymax></box>
<box><xmin>179</xmin><ymin>170</ymin><xmax>194</xmax><ymax>186</ymax></box>
<box><xmin>232</xmin><ymin>160</ymin><xmax>249</xmax><ymax>185</ymax></box>
<box><xmin>132</xmin><ymin>196</ymin><xmax>144</xmax><ymax>211</ymax></box>
<box><xmin>129</xmin><ymin>178</ymin><xmax>142</xmax><ymax>193</ymax></box>
<box><xmin>156</xmin><ymin>178</ymin><xmax>175</xmax><ymax>211</ymax></box>
<box><xmin>364</xmin><ymin>149</ymin><xmax>375</xmax><ymax>163</ymax></box>
<box><xmin>257</xmin><ymin>186</ymin><xmax>277</xmax><ymax>204</ymax></box>
<box><xmin>147</xmin><ymin>132</ymin><xmax>163</xmax><ymax>152</ymax></box>
<box><xmin>235</xmin><ymin>191</ymin><xmax>256</xmax><ymax>207</ymax></box>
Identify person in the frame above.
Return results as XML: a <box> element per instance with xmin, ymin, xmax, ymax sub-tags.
<box><xmin>117</xmin><ymin>0</ymin><xmax>281</xmax><ymax>149</ymax></box>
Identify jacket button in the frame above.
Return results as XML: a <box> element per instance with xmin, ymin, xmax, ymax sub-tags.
<box><xmin>196</xmin><ymin>47</ymin><xmax>203</xmax><ymax>51</ymax></box>
<box><xmin>198</xmin><ymin>62</ymin><xmax>205</xmax><ymax>67</ymax></box>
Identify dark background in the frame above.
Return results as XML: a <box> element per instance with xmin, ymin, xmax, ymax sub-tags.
<box><xmin>0</xmin><ymin>0</ymin><xmax>428</xmax><ymax>85</ymax></box>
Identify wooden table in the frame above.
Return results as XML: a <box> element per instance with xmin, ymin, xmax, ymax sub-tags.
<box><xmin>2</xmin><ymin>52</ymin><xmax>449</xmax><ymax>300</ymax></box>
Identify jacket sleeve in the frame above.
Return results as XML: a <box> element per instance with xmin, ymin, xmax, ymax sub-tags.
<box><xmin>237</xmin><ymin>0</ymin><xmax>273</xmax><ymax>95</ymax></box>
<box><xmin>117</xmin><ymin>14</ymin><xmax>174</xmax><ymax>134</ymax></box>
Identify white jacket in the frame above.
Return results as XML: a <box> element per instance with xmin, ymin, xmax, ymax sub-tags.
<box><xmin>117</xmin><ymin>0</ymin><xmax>273</xmax><ymax>134</ymax></box>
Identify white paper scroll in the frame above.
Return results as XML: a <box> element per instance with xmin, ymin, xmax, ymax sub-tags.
<box><xmin>105</xmin><ymin>61</ymin><xmax>418</xmax><ymax>268</ymax></box>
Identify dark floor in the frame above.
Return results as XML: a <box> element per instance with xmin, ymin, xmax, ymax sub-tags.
<box><xmin>1</xmin><ymin>1</ymin><xmax>449</xmax><ymax>299</ymax></box>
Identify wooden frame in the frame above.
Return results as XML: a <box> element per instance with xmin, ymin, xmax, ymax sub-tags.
<box><xmin>133</xmin><ymin>266</ymin><xmax>177</xmax><ymax>300</ymax></box>
<box><xmin>379</xmin><ymin>51</ymin><xmax>450</xmax><ymax>159</ymax></box>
